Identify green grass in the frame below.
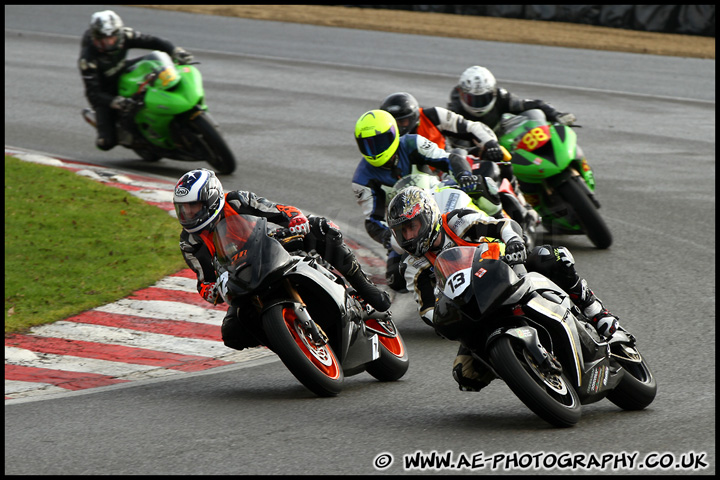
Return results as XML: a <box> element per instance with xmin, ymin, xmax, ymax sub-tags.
<box><xmin>5</xmin><ymin>155</ymin><xmax>187</xmax><ymax>334</ymax></box>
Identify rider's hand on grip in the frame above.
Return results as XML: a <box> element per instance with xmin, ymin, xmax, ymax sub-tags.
<box><xmin>502</xmin><ymin>239</ymin><xmax>527</xmax><ymax>266</ymax></box>
<box><xmin>199</xmin><ymin>281</ymin><xmax>223</xmax><ymax>305</ymax></box>
<box><xmin>456</xmin><ymin>172</ymin><xmax>481</xmax><ymax>194</ymax></box>
<box><xmin>172</xmin><ymin>47</ymin><xmax>194</xmax><ymax>65</ymax></box>
<box><xmin>288</xmin><ymin>213</ymin><xmax>310</xmax><ymax>235</ymax></box>
<box><xmin>482</xmin><ymin>140</ymin><xmax>505</xmax><ymax>162</ymax></box>
<box><xmin>555</xmin><ymin>112</ymin><xmax>576</xmax><ymax>126</ymax></box>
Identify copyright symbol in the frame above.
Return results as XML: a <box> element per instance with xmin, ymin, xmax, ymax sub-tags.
<box><xmin>373</xmin><ymin>452</ymin><xmax>393</xmax><ymax>470</ymax></box>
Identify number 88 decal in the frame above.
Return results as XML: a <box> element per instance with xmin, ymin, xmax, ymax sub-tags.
<box><xmin>518</xmin><ymin>126</ymin><xmax>550</xmax><ymax>151</ymax></box>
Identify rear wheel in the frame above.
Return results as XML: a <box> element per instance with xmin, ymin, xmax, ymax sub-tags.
<box><xmin>263</xmin><ymin>304</ymin><xmax>343</xmax><ymax>397</ymax></box>
<box><xmin>189</xmin><ymin>113</ymin><xmax>237</xmax><ymax>175</ymax></box>
<box><xmin>556</xmin><ymin>177</ymin><xmax>612</xmax><ymax>249</ymax></box>
<box><xmin>490</xmin><ymin>336</ymin><xmax>581</xmax><ymax>428</ymax></box>
<box><xmin>364</xmin><ymin>318</ymin><xmax>409</xmax><ymax>381</ymax></box>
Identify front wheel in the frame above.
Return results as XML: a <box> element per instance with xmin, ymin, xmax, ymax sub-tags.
<box><xmin>189</xmin><ymin>113</ymin><xmax>237</xmax><ymax>175</ymax></box>
<box><xmin>556</xmin><ymin>177</ymin><xmax>612</xmax><ymax>249</ymax></box>
<box><xmin>489</xmin><ymin>336</ymin><xmax>581</xmax><ymax>428</ymax></box>
<box><xmin>262</xmin><ymin>304</ymin><xmax>344</xmax><ymax>397</ymax></box>
<box><xmin>606</xmin><ymin>344</ymin><xmax>657</xmax><ymax>410</ymax></box>
<box><xmin>132</xmin><ymin>147</ymin><xmax>162</xmax><ymax>162</ymax></box>
<box><xmin>364</xmin><ymin>318</ymin><xmax>409</xmax><ymax>381</ymax></box>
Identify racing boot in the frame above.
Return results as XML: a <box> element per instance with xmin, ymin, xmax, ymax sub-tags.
<box><xmin>568</xmin><ymin>278</ymin><xmax>620</xmax><ymax>338</ymax></box>
<box><xmin>342</xmin><ymin>258</ymin><xmax>391</xmax><ymax>312</ymax></box>
<box><xmin>452</xmin><ymin>345</ymin><xmax>495</xmax><ymax>392</ymax></box>
<box><xmin>319</xmin><ymin>219</ymin><xmax>391</xmax><ymax>312</ymax></box>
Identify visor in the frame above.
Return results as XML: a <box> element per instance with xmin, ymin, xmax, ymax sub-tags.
<box><xmin>174</xmin><ymin>201</ymin><xmax>206</xmax><ymax>226</ymax></box>
<box><xmin>92</xmin><ymin>35</ymin><xmax>119</xmax><ymax>52</ymax></box>
<box><xmin>460</xmin><ymin>90</ymin><xmax>495</xmax><ymax>110</ymax></box>
<box><xmin>355</xmin><ymin>125</ymin><xmax>397</xmax><ymax>158</ymax></box>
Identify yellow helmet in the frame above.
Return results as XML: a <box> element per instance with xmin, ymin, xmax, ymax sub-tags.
<box><xmin>354</xmin><ymin>109</ymin><xmax>399</xmax><ymax>167</ymax></box>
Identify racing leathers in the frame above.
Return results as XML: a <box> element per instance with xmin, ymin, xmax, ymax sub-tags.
<box><xmin>402</xmin><ymin>208</ymin><xmax>621</xmax><ymax>392</ymax></box>
<box><xmin>447</xmin><ymin>88</ymin><xmax>551</xmax><ymax>222</ymax></box>
<box><xmin>351</xmin><ymin>134</ymin><xmax>478</xmax><ymax>251</ymax></box>
<box><xmin>180</xmin><ymin>191</ymin><xmax>390</xmax><ymax>351</ymax></box>
<box><xmin>413</xmin><ymin>106</ymin><xmax>497</xmax><ymax>155</ymax></box>
<box><xmin>447</xmin><ymin>86</ymin><xmax>570</xmax><ymax>133</ymax></box>
<box><xmin>78</xmin><ymin>27</ymin><xmax>181</xmax><ymax>150</ymax></box>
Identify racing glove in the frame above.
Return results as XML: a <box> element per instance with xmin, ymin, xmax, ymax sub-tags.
<box><xmin>456</xmin><ymin>172</ymin><xmax>482</xmax><ymax>194</ymax></box>
<box><xmin>110</xmin><ymin>96</ymin><xmax>136</xmax><ymax>113</ymax></box>
<box><xmin>381</xmin><ymin>229</ymin><xmax>393</xmax><ymax>251</ymax></box>
<box><xmin>199</xmin><ymin>281</ymin><xmax>223</xmax><ymax>305</ymax></box>
<box><xmin>555</xmin><ymin>112</ymin><xmax>576</xmax><ymax>126</ymax></box>
<box><xmin>481</xmin><ymin>140</ymin><xmax>505</xmax><ymax>162</ymax></box>
<box><xmin>288</xmin><ymin>213</ymin><xmax>310</xmax><ymax>235</ymax></box>
<box><xmin>502</xmin><ymin>239</ymin><xmax>527</xmax><ymax>266</ymax></box>
<box><xmin>172</xmin><ymin>47</ymin><xmax>194</xmax><ymax>64</ymax></box>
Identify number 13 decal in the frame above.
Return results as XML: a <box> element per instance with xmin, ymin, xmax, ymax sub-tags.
<box><xmin>444</xmin><ymin>269</ymin><xmax>471</xmax><ymax>299</ymax></box>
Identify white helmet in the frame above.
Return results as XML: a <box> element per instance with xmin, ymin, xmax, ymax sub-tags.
<box><xmin>457</xmin><ymin>66</ymin><xmax>497</xmax><ymax>116</ymax></box>
<box><xmin>173</xmin><ymin>169</ymin><xmax>226</xmax><ymax>233</ymax></box>
<box><xmin>90</xmin><ymin>10</ymin><xmax>124</xmax><ymax>52</ymax></box>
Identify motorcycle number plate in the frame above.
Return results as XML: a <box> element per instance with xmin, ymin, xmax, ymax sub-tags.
<box><xmin>442</xmin><ymin>268</ymin><xmax>472</xmax><ymax>299</ymax></box>
<box><xmin>516</xmin><ymin>125</ymin><xmax>551</xmax><ymax>152</ymax></box>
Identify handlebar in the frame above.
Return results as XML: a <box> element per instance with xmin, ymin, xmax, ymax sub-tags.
<box><xmin>269</xmin><ymin>227</ymin><xmax>305</xmax><ymax>245</ymax></box>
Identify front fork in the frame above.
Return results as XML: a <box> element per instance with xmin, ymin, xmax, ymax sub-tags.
<box><xmin>283</xmin><ymin>278</ymin><xmax>328</xmax><ymax>346</ymax></box>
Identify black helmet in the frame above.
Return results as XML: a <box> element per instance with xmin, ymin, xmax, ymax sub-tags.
<box><xmin>380</xmin><ymin>92</ymin><xmax>420</xmax><ymax>136</ymax></box>
<box><xmin>386</xmin><ymin>186</ymin><xmax>442</xmax><ymax>256</ymax></box>
<box><xmin>89</xmin><ymin>10</ymin><xmax>124</xmax><ymax>53</ymax></box>
<box><xmin>173</xmin><ymin>169</ymin><xmax>225</xmax><ymax>233</ymax></box>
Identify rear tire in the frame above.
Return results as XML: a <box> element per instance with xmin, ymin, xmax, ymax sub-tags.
<box><xmin>263</xmin><ymin>304</ymin><xmax>344</xmax><ymax>397</ymax></box>
<box><xmin>556</xmin><ymin>177</ymin><xmax>612</xmax><ymax>249</ymax></box>
<box><xmin>364</xmin><ymin>318</ymin><xmax>409</xmax><ymax>382</ymax></box>
<box><xmin>490</xmin><ymin>336</ymin><xmax>581</xmax><ymax>428</ymax></box>
<box><xmin>190</xmin><ymin>113</ymin><xmax>237</xmax><ymax>175</ymax></box>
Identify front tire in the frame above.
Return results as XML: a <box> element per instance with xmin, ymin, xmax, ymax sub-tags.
<box><xmin>606</xmin><ymin>344</ymin><xmax>657</xmax><ymax>410</ymax></box>
<box><xmin>190</xmin><ymin>113</ymin><xmax>237</xmax><ymax>175</ymax></box>
<box><xmin>556</xmin><ymin>177</ymin><xmax>612</xmax><ymax>249</ymax></box>
<box><xmin>263</xmin><ymin>304</ymin><xmax>344</xmax><ymax>397</ymax></box>
<box><xmin>489</xmin><ymin>336</ymin><xmax>581</xmax><ymax>428</ymax></box>
<box><xmin>132</xmin><ymin>147</ymin><xmax>162</xmax><ymax>162</ymax></box>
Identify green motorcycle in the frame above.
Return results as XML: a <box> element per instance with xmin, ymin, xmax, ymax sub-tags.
<box><xmin>82</xmin><ymin>51</ymin><xmax>236</xmax><ymax>174</ymax></box>
<box><xmin>498</xmin><ymin>109</ymin><xmax>612</xmax><ymax>249</ymax></box>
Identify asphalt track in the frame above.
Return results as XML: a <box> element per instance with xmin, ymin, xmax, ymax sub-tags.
<box><xmin>4</xmin><ymin>5</ymin><xmax>715</xmax><ymax>475</ymax></box>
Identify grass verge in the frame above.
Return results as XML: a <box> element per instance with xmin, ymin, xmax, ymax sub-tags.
<box><xmin>5</xmin><ymin>155</ymin><xmax>187</xmax><ymax>334</ymax></box>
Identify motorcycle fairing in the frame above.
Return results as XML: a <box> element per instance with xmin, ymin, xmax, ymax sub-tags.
<box><xmin>117</xmin><ymin>51</ymin><xmax>206</xmax><ymax>149</ymax></box>
<box><xmin>214</xmin><ymin>216</ymin><xmax>293</xmax><ymax>300</ymax></box>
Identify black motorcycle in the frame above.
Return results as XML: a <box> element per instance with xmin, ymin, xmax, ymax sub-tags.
<box><xmin>212</xmin><ymin>213</ymin><xmax>408</xmax><ymax>397</ymax></box>
<box><xmin>432</xmin><ymin>244</ymin><xmax>656</xmax><ymax>427</ymax></box>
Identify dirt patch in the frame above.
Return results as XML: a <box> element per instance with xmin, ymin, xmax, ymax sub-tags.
<box><xmin>136</xmin><ymin>5</ymin><xmax>714</xmax><ymax>60</ymax></box>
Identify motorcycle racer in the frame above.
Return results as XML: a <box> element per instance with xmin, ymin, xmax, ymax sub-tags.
<box><xmin>386</xmin><ymin>186</ymin><xmax>622</xmax><ymax>392</ymax></box>
<box><xmin>379</xmin><ymin>91</ymin><xmax>503</xmax><ymax>161</ymax></box>
<box><xmin>380</xmin><ymin>91</ymin><xmax>538</xmax><ymax>228</ymax></box>
<box><xmin>78</xmin><ymin>10</ymin><xmax>193</xmax><ymax>151</ymax></box>
<box><xmin>447</xmin><ymin>65</ymin><xmax>577</xmax><ymax>133</ymax></box>
<box><xmin>352</xmin><ymin>109</ymin><xmax>487</xmax><ymax>289</ymax></box>
<box><xmin>173</xmin><ymin>169</ymin><xmax>391</xmax><ymax>351</ymax></box>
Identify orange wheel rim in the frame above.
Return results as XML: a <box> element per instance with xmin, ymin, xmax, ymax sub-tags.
<box><xmin>366</xmin><ymin>318</ymin><xmax>405</xmax><ymax>357</ymax></box>
<box><xmin>283</xmin><ymin>307</ymin><xmax>341</xmax><ymax>379</ymax></box>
